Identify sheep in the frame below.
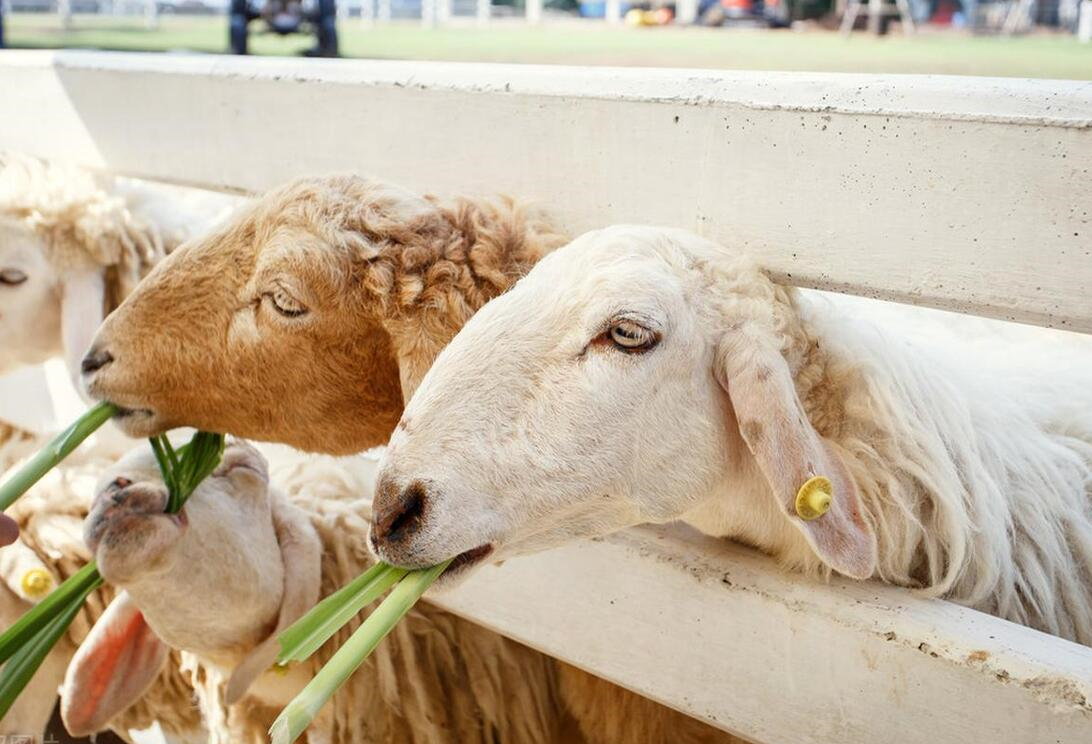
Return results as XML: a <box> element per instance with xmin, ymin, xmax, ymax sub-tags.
<box><xmin>0</xmin><ymin>152</ymin><xmax>236</xmax><ymax>382</ymax></box>
<box><xmin>79</xmin><ymin>175</ymin><xmax>737</xmax><ymax>744</ymax></box>
<box><xmin>59</xmin><ymin>440</ymin><xmax>567</xmax><ymax>744</ymax></box>
<box><xmin>372</xmin><ymin>225</ymin><xmax>1092</xmax><ymax>647</ymax></box>
<box><xmin>0</xmin><ymin>433</ymin><xmax>206</xmax><ymax>743</ymax></box>
<box><xmin>80</xmin><ymin>174</ymin><xmax>562</xmax><ymax>455</ymax></box>
<box><xmin>3</xmin><ymin>430</ymin><xmax>568</xmax><ymax>744</ymax></box>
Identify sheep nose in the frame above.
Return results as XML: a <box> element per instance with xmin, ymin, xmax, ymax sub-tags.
<box><xmin>371</xmin><ymin>478</ymin><xmax>429</xmax><ymax>547</ymax></box>
<box><xmin>81</xmin><ymin>347</ymin><xmax>114</xmax><ymax>375</ymax></box>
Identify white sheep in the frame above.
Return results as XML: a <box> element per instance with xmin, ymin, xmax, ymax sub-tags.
<box><xmin>0</xmin><ymin>152</ymin><xmax>236</xmax><ymax>381</ymax></box>
<box><xmin>373</xmin><ymin>225</ymin><xmax>1092</xmax><ymax>647</ymax></box>
<box><xmin>63</xmin><ymin>439</ymin><xmax>739</xmax><ymax>744</ymax></box>
<box><xmin>59</xmin><ymin>440</ymin><xmax>566</xmax><ymax>744</ymax></box>
<box><xmin>0</xmin><ymin>431</ymin><xmax>206</xmax><ymax>743</ymax></box>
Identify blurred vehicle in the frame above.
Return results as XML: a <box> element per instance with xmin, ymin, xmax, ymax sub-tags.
<box><xmin>230</xmin><ymin>0</ymin><xmax>337</xmax><ymax>56</ymax></box>
<box><xmin>698</xmin><ymin>0</ymin><xmax>791</xmax><ymax>25</ymax></box>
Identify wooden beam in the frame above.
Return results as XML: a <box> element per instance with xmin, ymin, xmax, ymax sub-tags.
<box><xmin>0</xmin><ymin>51</ymin><xmax>1089</xmax><ymax>333</ymax></box>
<box><xmin>434</xmin><ymin>523</ymin><xmax>1092</xmax><ymax>743</ymax></box>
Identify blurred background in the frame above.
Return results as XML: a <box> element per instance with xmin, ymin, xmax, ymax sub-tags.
<box><xmin>0</xmin><ymin>0</ymin><xmax>1089</xmax><ymax>78</ymax></box>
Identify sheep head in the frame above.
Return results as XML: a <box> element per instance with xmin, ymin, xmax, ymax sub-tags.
<box><xmin>0</xmin><ymin>154</ymin><xmax>167</xmax><ymax>382</ymax></box>
<box><xmin>0</xmin><ymin>218</ymin><xmax>62</xmax><ymax>374</ymax></box>
<box><xmin>82</xmin><ymin>175</ymin><xmax>554</xmax><ymax>455</ymax></box>
<box><xmin>372</xmin><ymin>226</ymin><xmax>877</xmax><ymax>584</ymax></box>
<box><xmin>62</xmin><ymin>439</ymin><xmax>321</xmax><ymax>735</ymax></box>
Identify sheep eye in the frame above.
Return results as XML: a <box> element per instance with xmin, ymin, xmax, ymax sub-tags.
<box><xmin>266</xmin><ymin>288</ymin><xmax>308</xmax><ymax>318</ymax></box>
<box><xmin>112</xmin><ymin>477</ymin><xmax>132</xmax><ymax>490</ymax></box>
<box><xmin>0</xmin><ymin>269</ymin><xmax>27</xmax><ymax>286</ymax></box>
<box><xmin>608</xmin><ymin>320</ymin><xmax>658</xmax><ymax>353</ymax></box>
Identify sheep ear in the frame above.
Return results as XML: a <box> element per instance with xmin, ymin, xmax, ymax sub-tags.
<box><xmin>60</xmin><ymin>269</ymin><xmax>106</xmax><ymax>385</ymax></box>
<box><xmin>717</xmin><ymin>334</ymin><xmax>877</xmax><ymax>579</ymax></box>
<box><xmin>60</xmin><ymin>592</ymin><xmax>168</xmax><ymax>737</ymax></box>
<box><xmin>225</xmin><ymin>494</ymin><xmax>322</xmax><ymax>705</ymax></box>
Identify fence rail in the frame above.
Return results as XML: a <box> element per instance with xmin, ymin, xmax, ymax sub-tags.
<box><xmin>2</xmin><ymin>51</ymin><xmax>1090</xmax><ymax>331</ymax></box>
<box><xmin>0</xmin><ymin>51</ymin><xmax>1090</xmax><ymax>744</ymax></box>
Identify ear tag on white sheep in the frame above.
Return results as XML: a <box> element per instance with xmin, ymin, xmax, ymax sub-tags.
<box><xmin>21</xmin><ymin>568</ymin><xmax>55</xmax><ymax>600</ymax></box>
<box><xmin>795</xmin><ymin>476</ymin><xmax>833</xmax><ymax>521</ymax></box>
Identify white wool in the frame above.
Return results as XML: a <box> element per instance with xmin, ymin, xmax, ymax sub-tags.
<box><xmin>799</xmin><ymin>293</ymin><xmax>1092</xmax><ymax>641</ymax></box>
<box><xmin>0</xmin><ymin>152</ymin><xmax>242</xmax><ymax>379</ymax></box>
<box><xmin>380</xmin><ymin>225</ymin><xmax>1092</xmax><ymax>650</ymax></box>
<box><xmin>0</xmin><ymin>429</ymin><xmax>206</xmax><ymax>741</ymax></box>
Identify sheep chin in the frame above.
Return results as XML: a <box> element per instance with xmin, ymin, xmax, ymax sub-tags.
<box><xmin>106</xmin><ymin>406</ymin><xmax>163</xmax><ymax>437</ymax></box>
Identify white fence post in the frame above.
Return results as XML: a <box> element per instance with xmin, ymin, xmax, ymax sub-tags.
<box><xmin>605</xmin><ymin>0</ymin><xmax>621</xmax><ymax>24</ymax></box>
<box><xmin>377</xmin><ymin>0</ymin><xmax>391</xmax><ymax>21</ymax></box>
<box><xmin>476</xmin><ymin>0</ymin><xmax>490</xmax><ymax>23</ymax></box>
<box><xmin>867</xmin><ymin>0</ymin><xmax>882</xmax><ymax>32</ymax></box>
<box><xmin>57</xmin><ymin>0</ymin><xmax>72</xmax><ymax>29</ymax></box>
<box><xmin>526</xmin><ymin>0</ymin><xmax>542</xmax><ymax>23</ymax></box>
<box><xmin>437</xmin><ymin>0</ymin><xmax>452</xmax><ymax>23</ymax></box>
<box><xmin>360</xmin><ymin>0</ymin><xmax>374</xmax><ymax>24</ymax></box>
<box><xmin>1080</xmin><ymin>0</ymin><xmax>1092</xmax><ymax>41</ymax></box>
<box><xmin>676</xmin><ymin>0</ymin><xmax>698</xmax><ymax>23</ymax></box>
<box><xmin>144</xmin><ymin>0</ymin><xmax>158</xmax><ymax>29</ymax></box>
<box><xmin>421</xmin><ymin>0</ymin><xmax>435</xmax><ymax>26</ymax></box>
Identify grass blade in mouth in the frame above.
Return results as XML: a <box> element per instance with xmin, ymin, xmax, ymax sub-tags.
<box><xmin>0</xmin><ymin>402</ymin><xmax>117</xmax><ymax>511</ymax></box>
<box><xmin>151</xmin><ymin>432</ymin><xmax>224</xmax><ymax>514</ymax></box>
<box><xmin>277</xmin><ymin>562</ymin><xmax>408</xmax><ymax>665</ymax></box>
<box><xmin>270</xmin><ymin>560</ymin><xmax>451</xmax><ymax>744</ymax></box>
<box><xmin>0</xmin><ymin>417</ymin><xmax>224</xmax><ymax>718</ymax></box>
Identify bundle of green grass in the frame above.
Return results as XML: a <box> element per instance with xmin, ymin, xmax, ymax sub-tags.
<box><xmin>0</xmin><ymin>403</ymin><xmax>442</xmax><ymax>743</ymax></box>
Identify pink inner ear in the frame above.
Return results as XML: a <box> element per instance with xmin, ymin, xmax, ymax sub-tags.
<box><xmin>61</xmin><ymin>594</ymin><xmax>168</xmax><ymax>737</ymax></box>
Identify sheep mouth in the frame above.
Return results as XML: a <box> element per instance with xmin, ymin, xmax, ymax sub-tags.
<box><xmin>113</xmin><ymin>405</ymin><xmax>155</xmax><ymax>420</ymax></box>
<box><xmin>443</xmin><ymin>543</ymin><xmax>494</xmax><ymax>578</ymax></box>
<box><xmin>87</xmin><ymin>503</ymin><xmax>188</xmax><ymax>554</ymax></box>
<box><xmin>105</xmin><ymin>404</ymin><xmax>162</xmax><ymax>436</ymax></box>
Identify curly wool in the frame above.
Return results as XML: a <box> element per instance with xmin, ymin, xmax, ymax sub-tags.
<box><xmin>248</xmin><ymin>175</ymin><xmax>565</xmax><ymax>387</ymax></box>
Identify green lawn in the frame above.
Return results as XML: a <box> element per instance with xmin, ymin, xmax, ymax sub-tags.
<box><xmin>5</xmin><ymin>13</ymin><xmax>1092</xmax><ymax>79</ymax></box>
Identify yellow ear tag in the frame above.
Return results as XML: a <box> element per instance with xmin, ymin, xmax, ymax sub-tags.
<box><xmin>21</xmin><ymin>568</ymin><xmax>55</xmax><ymax>600</ymax></box>
<box><xmin>795</xmin><ymin>476</ymin><xmax>833</xmax><ymax>521</ymax></box>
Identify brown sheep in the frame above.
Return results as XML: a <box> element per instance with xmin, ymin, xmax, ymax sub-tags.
<box><xmin>81</xmin><ymin>175</ymin><xmax>738</xmax><ymax>744</ymax></box>
<box><xmin>83</xmin><ymin>176</ymin><xmax>554</xmax><ymax>455</ymax></box>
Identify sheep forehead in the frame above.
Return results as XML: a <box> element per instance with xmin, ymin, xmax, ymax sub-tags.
<box><xmin>255</xmin><ymin>227</ymin><xmax>354</xmax><ymax>291</ymax></box>
<box><xmin>0</xmin><ymin>219</ymin><xmax>48</xmax><ymax>263</ymax></box>
<box><xmin>506</xmin><ymin>226</ymin><xmax>701</xmax><ymax>322</ymax></box>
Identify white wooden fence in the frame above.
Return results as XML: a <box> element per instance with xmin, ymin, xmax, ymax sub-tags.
<box><xmin>1</xmin><ymin>51</ymin><xmax>1090</xmax><ymax>744</ymax></box>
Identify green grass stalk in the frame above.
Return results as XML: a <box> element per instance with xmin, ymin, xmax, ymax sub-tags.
<box><xmin>0</xmin><ymin>422</ymin><xmax>223</xmax><ymax>719</ymax></box>
<box><xmin>270</xmin><ymin>561</ymin><xmax>452</xmax><ymax>744</ymax></box>
<box><xmin>0</xmin><ymin>561</ymin><xmax>102</xmax><ymax>665</ymax></box>
<box><xmin>277</xmin><ymin>563</ymin><xmax>408</xmax><ymax>665</ymax></box>
<box><xmin>0</xmin><ymin>402</ymin><xmax>116</xmax><ymax>511</ymax></box>
<box><xmin>0</xmin><ymin>569</ymin><xmax>99</xmax><ymax>718</ymax></box>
